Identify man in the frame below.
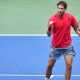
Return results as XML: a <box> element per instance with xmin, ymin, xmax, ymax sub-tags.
<box><xmin>45</xmin><ymin>1</ymin><xmax>80</xmax><ymax>80</ymax></box>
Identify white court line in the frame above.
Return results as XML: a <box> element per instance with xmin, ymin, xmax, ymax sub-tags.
<box><xmin>0</xmin><ymin>34</ymin><xmax>47</xmax><ymax>36</ymax></box>
<box><xmin>0</xmin><ymin>34</ymin><xmax>78</xmax><ymax>36</ymax></box>
<box><xmin>0</xmin><ymin>74</ymin><xmax>80</xmax><ymax>77</ymax></box>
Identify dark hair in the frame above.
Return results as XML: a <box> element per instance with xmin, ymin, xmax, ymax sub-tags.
<box><xmin>57</xmin><ymin>1</ymin><xmax>67</xmax><ymax>9</ymax></box>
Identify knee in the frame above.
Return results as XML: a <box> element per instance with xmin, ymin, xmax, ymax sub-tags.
<box><xmin>66</xmin><ymin>64</ymin><xmax>72</xmax><ymax>70</ymax></box>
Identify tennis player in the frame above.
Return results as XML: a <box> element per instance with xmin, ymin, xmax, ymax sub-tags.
<box><xmin>45</xmin><ymin>1</ymin><xmax>80</xmax><ymax>80</ymax></box>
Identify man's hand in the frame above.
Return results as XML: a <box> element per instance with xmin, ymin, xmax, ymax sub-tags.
<box><xmin>49</xmin><ymin>21</ymin><xmax>54</xmax><ymax>26</ymax></box>
<box><xmin>47</xmin><ymin>30</ymin><xmax>51</xmax><ymax>37</ymax></box>
<box><xmin>78</xmin><ymin>20</ymin><xmax>80</xmax><ymax>31</ymax></box>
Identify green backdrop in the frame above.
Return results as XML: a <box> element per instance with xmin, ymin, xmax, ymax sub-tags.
<box><xmin>0</xmin><ymin>0</ymin><xmax>80</xmax><ymax>34</ymax></box>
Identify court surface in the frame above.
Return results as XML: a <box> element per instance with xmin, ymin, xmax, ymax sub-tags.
<box><xmin>0</xmin><ymin>35</ymin><xmax>80</xmax><ymax>80</ymax></box>
<box><xmin>0</xmin><ymin>0</ymin><xmax>80</xmax><ymax>80</ymax></box>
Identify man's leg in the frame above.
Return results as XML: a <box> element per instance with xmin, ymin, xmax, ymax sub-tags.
<box><xmin>64</xmin><ymin>55</ymin><xmax>73</xmax><ymax>80</ymax></box>
<box><xmin>45</xmin><ymin>59</ymin><xmax>56</xmax><ymax>80</ymax></box>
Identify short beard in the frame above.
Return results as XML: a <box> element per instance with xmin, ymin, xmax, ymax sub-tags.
<box><xmin>58</xmin><ymin>12</ymin><xmax>64</xmax><ymax>18</ymax></box>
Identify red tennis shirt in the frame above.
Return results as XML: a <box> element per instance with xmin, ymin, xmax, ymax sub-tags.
<box><xmin>48</xmin><ymin>13</ymin><xmax>78</xmax><ymax>48</ymax></box>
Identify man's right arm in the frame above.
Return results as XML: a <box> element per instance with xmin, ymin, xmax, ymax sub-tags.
<box><xmin>47</xmin><ymin>21</ymin><xmax>54</xmax><ymax>37</ymax></box>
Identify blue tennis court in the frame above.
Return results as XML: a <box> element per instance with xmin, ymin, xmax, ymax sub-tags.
<box><xmin>0</xmin><ymin>35</ymin><xmax>80</xmax><ymax>80</ymax></box>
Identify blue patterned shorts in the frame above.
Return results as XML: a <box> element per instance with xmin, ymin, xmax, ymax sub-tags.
<box><xmin>49</xmin><ymin>45</ymin><xmax>75</xmax><ymax>60</ymax></box>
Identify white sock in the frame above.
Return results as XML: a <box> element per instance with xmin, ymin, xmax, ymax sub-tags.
<box><xmin>45</xmin><ymin>77</ymin><xmax>50</xmax><ymax>80</ymax></box>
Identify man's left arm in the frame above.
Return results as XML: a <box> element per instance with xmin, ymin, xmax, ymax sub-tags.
<box><xmin>71</xmin><ymin>15</ymin><xmax>80</xmax><ymax>36</ymax></box>
<box><xmin>74</xmin><ymin>27</ymin><xmax>80</xmax><ymax>36</ymax></box>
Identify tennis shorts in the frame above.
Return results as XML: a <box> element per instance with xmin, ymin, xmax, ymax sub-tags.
<box><xmin>49</xmin><ymin>45</ymin><xmax>75</xmax><ymax>60</ymax></box>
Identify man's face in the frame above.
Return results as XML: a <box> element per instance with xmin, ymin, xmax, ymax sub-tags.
<box><xmin>57</xmin><ymin>5</ymin><xmax>66</xmax><ymax>16</ymax></box>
